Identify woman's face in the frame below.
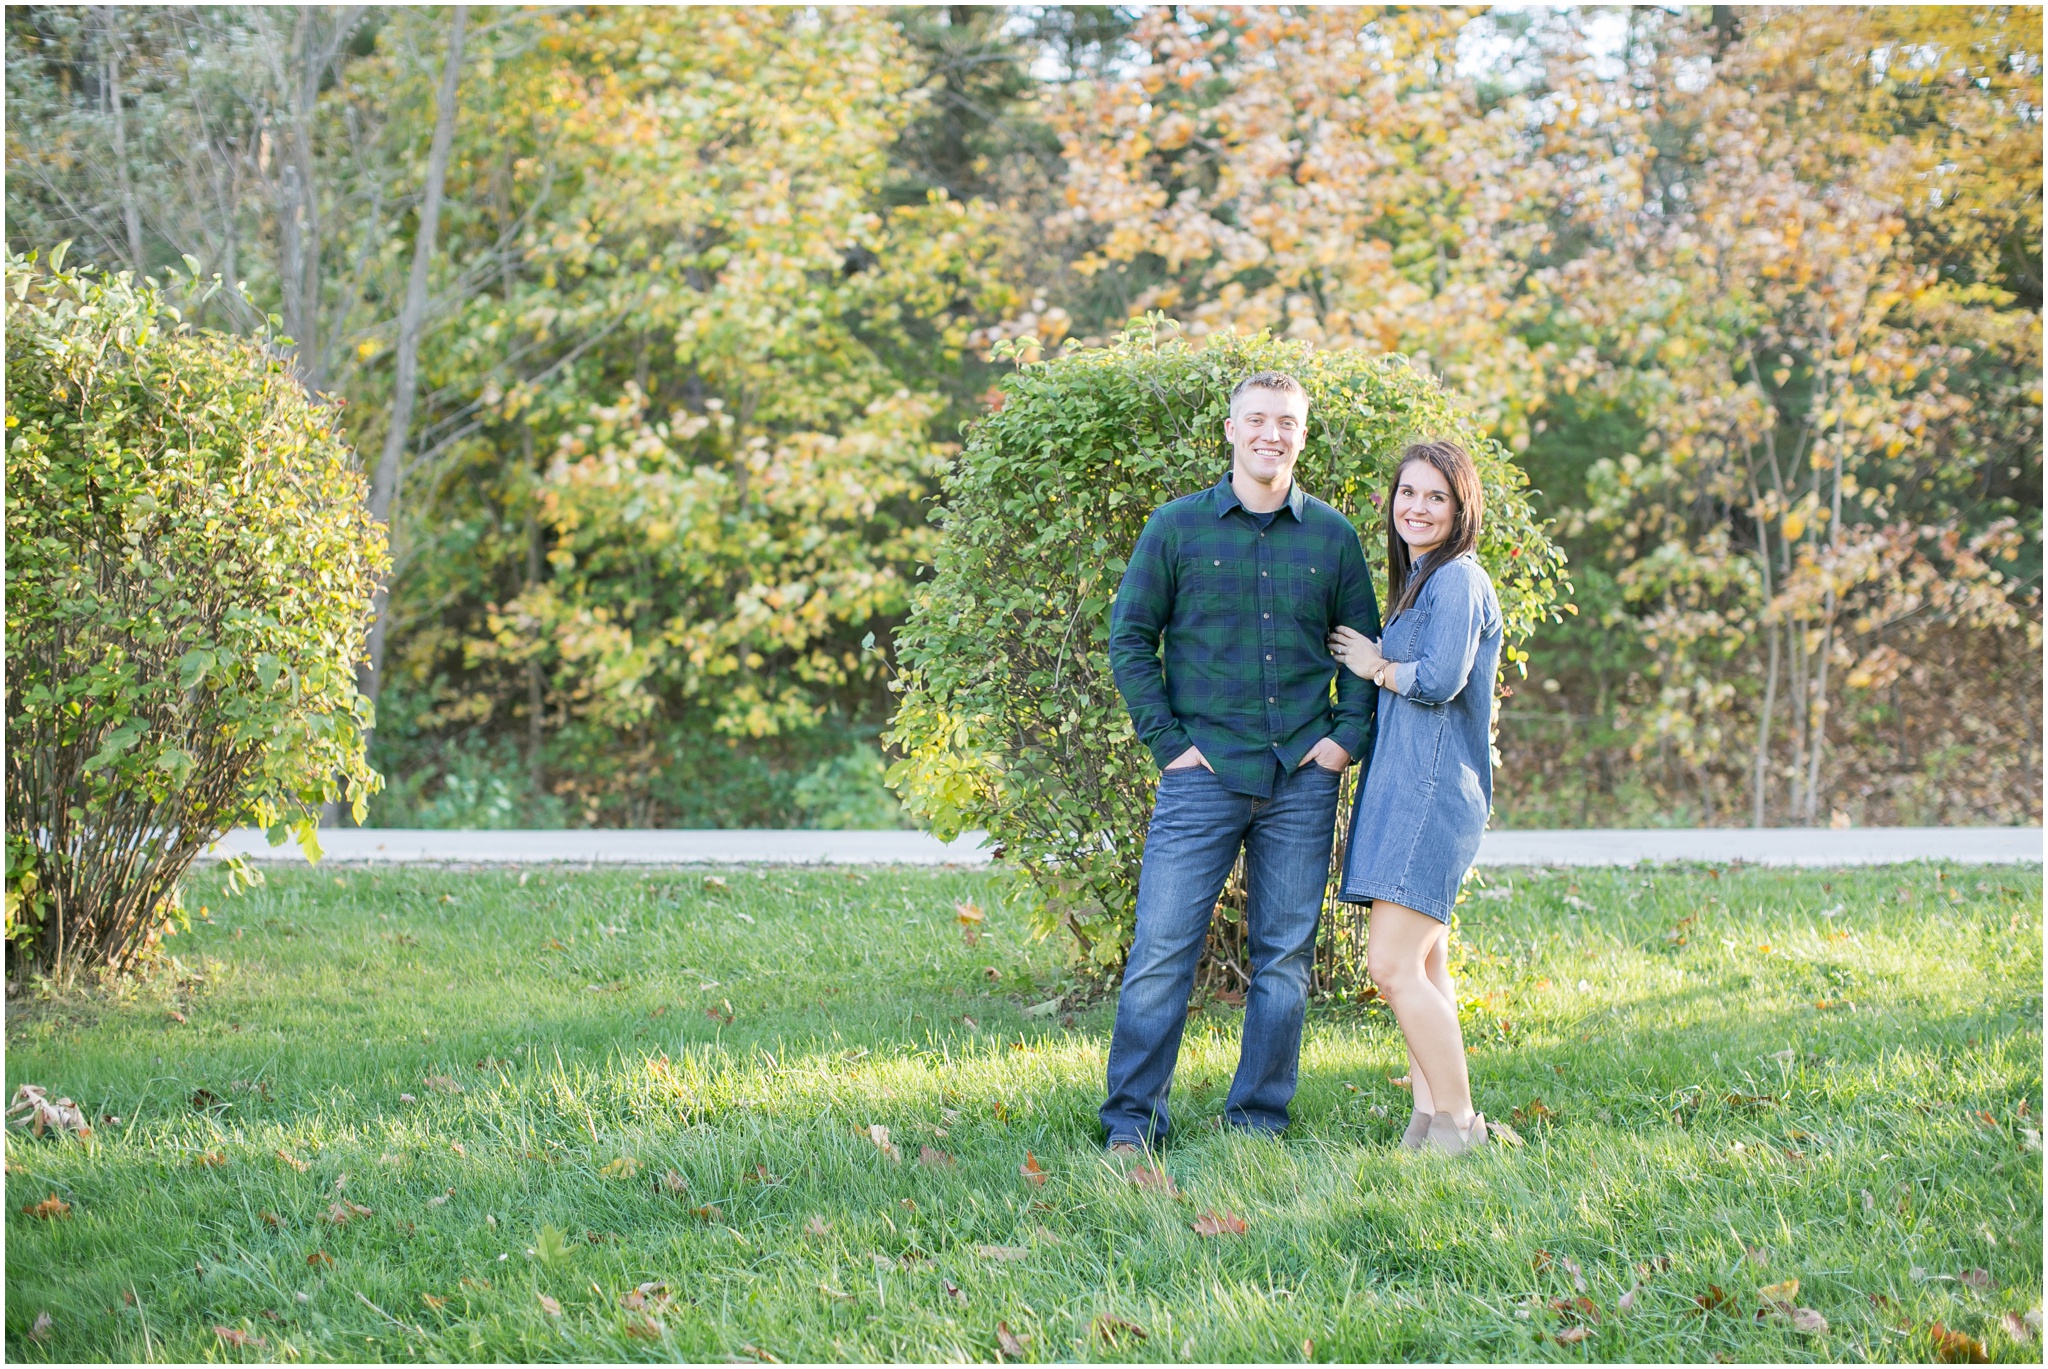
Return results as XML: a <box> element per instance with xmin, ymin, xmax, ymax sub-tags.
<box><xmin>1392</xmin><ymin>459</ymin><xmax>1456</xmax><ymax>554</ymax></box>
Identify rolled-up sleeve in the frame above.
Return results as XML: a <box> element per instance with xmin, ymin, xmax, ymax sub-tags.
<box><xmin>1109</xmin><ymin>513</ymin><xmax>1192</xmax><ymax>769</ymax></box>
<box><xmin>1400</xmin><ymin>566</ymin><xmax>1487</xmax><ymax>707</ymax></box>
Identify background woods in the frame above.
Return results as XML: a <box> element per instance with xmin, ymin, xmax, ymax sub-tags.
<box><xmin>7</xmin><ymin>5</ymin><xmax>2039</xmax><ymax>833</ymax></box>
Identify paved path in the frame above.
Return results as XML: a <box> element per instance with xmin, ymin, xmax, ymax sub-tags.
<box><xmin>204</xmin><ymin>825</ymin><xmax>2041</xmax><ymax>868</ymax></box>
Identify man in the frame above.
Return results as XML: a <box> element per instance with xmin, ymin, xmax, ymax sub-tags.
<box><xmin>1101</xmin><ymin>370</ymin><xmax>1380</xmax><ymax>1150</ymax></box>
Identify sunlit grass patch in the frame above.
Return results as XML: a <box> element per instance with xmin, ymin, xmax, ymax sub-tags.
<box><xmin>6</xmin><ymin>861</ymin><xmax>2040</xmax><ymax>1362</ymax></box>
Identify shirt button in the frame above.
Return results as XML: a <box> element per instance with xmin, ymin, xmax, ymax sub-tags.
<box><xmin>1261</xmin><ymin>570</ymin><xmax>1268</xmax><ymax>577</ymax></box>
<box><xmin>1268</xmin><ymin>696</ymin><xmax>1277</xmax><ymax>703</ymax></box>
<box><xmin>1265</xmin><ymin>654</ymin><xmax>1273</xmax><ymax>661</ymax></box>
<box><xmin>1262</xmin><ymin>612</ymin><xmax>1270</xmax><ymax>619</ymax></box>
<box><xmin>1213</xmin><ymin>559</ymin><xmax>1220</xmax><ymax>566</ymax></box>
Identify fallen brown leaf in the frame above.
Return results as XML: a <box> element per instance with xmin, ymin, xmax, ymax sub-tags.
<box><xmin>690</xmin><ymin>1204</ymin><xmax>722</xmax><ymax>1222</ymax></box>
<box><xmin>168</xmin><ymin>1010</ymin><xmax>188</xmax><ymax>1024</ymax></box>
<box><xmin>660</xmin><ymin>1168</ymin><xmax>688</xmax><ymax>1194</ymax></box>
<box><xmin>1388</xmin><ymin>1074</ymin><xmax>1412</xmax><ymax>1089</ymax></box>
<box><xmin>805</xmin><ymin>1216</ymin><xmax>834</xmax><ymax>1238</ymax></box>
<box><xmin>1486</xmin><ymin>1119</ymin><xmax>1525</xmax><ymax>1147</ymax></box>
<box><xmin>422</xmin><ymin>1294</ymin><xmax>448</xmax><ymax>1310</ymax></box>
<box><xmin>22</xmin><ymin>1194</ymin><xmax>70</xmax><ymax>1220</ymax></box>
<box><xmin>1092</xmin><ymin>1313</ymin><xmax>1147</xmax><ymax>1345</ymax></box>
<box><xmin>2000</xmin><ymin>1311</ymin><xmax>2033</xmax><ymax>1344</ymax></box>
<box><xmin>214</xmin><ymin>1326</ymin><xmax>264</xmax><ymax>1348</ymax></box>
<box><xmin>1929</xmin><ymin>1322</ymin><xmax>1989</xmax><ymax>1363</ymax></box>
<box><xmin>865</xmin><ymin>1124</ymin><xmax>901</xmax><ymax>1163</ymax></box>
<box><xmin>27</xmin><ymin>1312</ymin><xmax>53</xmax><ymax>1344</ymax></box>
<box><xmin>536</xmin><ymin>1292</ymin><xmax>563</xmax><ymax>1317</ymax></box>
<box><xmin>1192</xmin><ymin>1210</ymin><xmax>1248</xmax><ymax>1237</ymax></box>
<box><xmin>1790</xmin><ymin>1308</ymin><xmax>1829</xmax><ymax>1335</ymax></box>
<box><xmin>1958</xmin><ymin>1268</ymin><xmax>1992</xmax><ymax>1289</ymax></box>
<box><xmin>6</xmin><ymin>1086</ymin><xmax>92</xmax><ymax>1141</ymax></box>
<box><xmin>1555</xmin><ymin>1325</ymin><xmax>1592</xmax><ymax>1343</ymax></box>
<box><xmin>995</xmin><ymin>1320</ymin><xmax>1027</xmax><ymax>1360</ymax></box>
<box><xmin>1758</xmin><ymin>1278</ymin><xmax>1800</xmax><ymax>1307</ymax></box>
<box><xmin>1513</xmin><ymin>1098</ymin><xmax>1556</xmax><ymax>1126</ymax></box>
<box><xmin>943</xmin><ymin>1278</ymin><xmax>967</xmax><ymax>1305</ymax></box>
<box><xmin>1128</xmin><ymin>1164</ymin><xmax>1177</xmax><ymax>1196</ymax></box>
<box><xmin>1617</xmin><ymin>1288</ymin><xmax>1637</xmax><ymax>1314</ymax></box>
<box><xmin>623</xmin><ymin>1312</ymin><xmax>663</xmax><ymax>1339</ymax></box>
<box><xmin>1695</xmin><ymin>1284</ymin><xmax>1730</xmax><ymax>1313</ymax></box>
<box><xmin>620</xmin><ymin>1282</ymin><xmax>673</xmax><ymax>1314</ymax></box>
<box><xmin>1560</xmin><ymin>1254</ymin><xmax>1587</xmax><ymax>1292</ymax></box>
<box><xmin>195</xmin><ymin>1151</ymin><xmax>227</xmax><ymax>1168</ymax></box>
<box><xmin>306</xmin><ymin>1250</ymin><xmax>333</xmax><ymax>1267</ymax></box>
<box><xmin>1019</xmin><ymin>1151</ymin><xmax>1047</xmax><ymax>1187</ymax></box>
<box><xmin>423</xmin><ymin>1074</ymin><xmax>465</xmax><ymax>1094</ymax></box>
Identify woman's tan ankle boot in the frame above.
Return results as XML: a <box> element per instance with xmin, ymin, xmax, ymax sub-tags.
<box><xmin>1400</xmin><ymin>1109</ymin><xmax>1431</xmax><ymax>1151</ymax></box>
<box><xmin>1425</xmin><ymin>1110</ymin><xmax>1489</xmax><ymax>1156</ymax></box>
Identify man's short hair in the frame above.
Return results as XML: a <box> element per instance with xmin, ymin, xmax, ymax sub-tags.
<box><xmin>1229</xmin><ymin>371</ymin><xmax>1308</xmax><ymax>411</ymax></box>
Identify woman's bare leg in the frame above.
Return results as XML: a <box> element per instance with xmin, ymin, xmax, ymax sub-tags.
<box><xmin>1405</xmin><ymin>934</ymin><xmax>1457</xmax><ymax>1114</ymax></box>
<box><xmin>1367</xmin><ymin>900</ymin><xmax>1472</xmax><ymax>1124</ymax></box>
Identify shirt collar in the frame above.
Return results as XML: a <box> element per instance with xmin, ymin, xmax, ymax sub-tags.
<box><xmin>1212</xmin><ymin>474</ymin><xmax>1307</xmax><ymax>522</ymax></box>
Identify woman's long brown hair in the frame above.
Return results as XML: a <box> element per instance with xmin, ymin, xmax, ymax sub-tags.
<box><xmin>1383</xmin><ymin>439</ymin><xmax>1484</xmax><ymax>620</ymax></box>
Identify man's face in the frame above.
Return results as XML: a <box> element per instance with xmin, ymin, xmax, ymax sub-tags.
<box><xmin>1224</xmin><ymin>387</ymin><xmax>1309</xmax><ymax>490</ymax></box>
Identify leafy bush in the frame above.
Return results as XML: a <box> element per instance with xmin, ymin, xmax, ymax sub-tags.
<box><xmin>886</xmin><ymin>322</ymin><xmax>1566</xmax><ymax>977</ymax></box>
<box><xmin>4</xmin><ymin>249</ymin><xmax>386</xmax><ymax>978</ymax></box>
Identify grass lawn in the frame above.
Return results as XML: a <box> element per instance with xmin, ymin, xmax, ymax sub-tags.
<box><xmin>5</xmin><ymin>859</ymin><xmax>2041</xmax><ymax>1363</ymax></box>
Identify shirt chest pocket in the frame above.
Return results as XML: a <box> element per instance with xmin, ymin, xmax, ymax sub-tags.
<box><xmin>1180</xmin><ymin>552</ymin><xmax>1253</xmax><ymax>602</ymax></box>
<box><xmin>1383</xmin><ymin>608</ymin><xmax>1431</xmax><ymax>658</ymax></box>
<box><xmin>1277</xmin><ymin>558</ymin><xmax>1334</xmax><ymax>626</ymax></box>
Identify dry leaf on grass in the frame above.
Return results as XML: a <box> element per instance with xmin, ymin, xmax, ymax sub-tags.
<box><xmin>2000</xmin><ymin>1312</ymin><xmax>2034</xmax><ymax>1344</ymax></box>
<box><xmin>306</xmin><ymin>1250</ymin><xmax>333</xmax><ymax>1267</ymax></box>
<box><xmin>1192</xmin><ymin>1210</ymin><xmax>1248</xmax><ymax>1237</ymax></box>
<box><xmin>1486</xmin><ymin>1120</ymin><xmax>1525</xmax><ymax>1147</ymax></box>
<box><xmin>1019</xmin><ymin>1151</ymin><xmax>1047</xmax><ymax>1186</ymax></box>
<box><xmin>620</xmin><ymin>1282</ymin><xmax>673</xmax><ymax>1314</ymax></box>
<box><xmin>623</xmin><ymin>1313</ymin><xmax>663</xmax><ymax>1339</ymax></box>
<box><xmin>1929</xmin><ymin>1322</ymin><xmax>1989</xmax><ymax>1363</ymax></box>
<box><xmin>27</xmin><ymin>1312</ymin><xmax>53</xmax><ymax>1344</ymax></box>
<box><xmin>1092</xmin><ymin>1313</ymin><xmax>1147</xmax><ymax>1345</ymax></box>
<box><xmin>1554</xmin><ymin>1326</ymin><xmax>1591</xmax><ymax>1343</ymax></box>
<box><xmin>1790</xmin><ymin>1308</ymin><xmax>1829</xmax><ymax>1335</ymax></box>
<box><xmin>1758</xmin><ymin>1278</ymin><xmax>1801</xmax><ymax>1309</ymax></box>
<box><xmin>1617</xmin><ymin>1288</ymin><xmax>1637</xmax><ymax>1313</ymax></box>
<box><xmin>214</xmin><ymin>1326</ymin><xmax>265</xmax><ymax>1348</ymax></box>
<box><xmin>1695</xmin><ymin>1284</ymin><xmax>1731</xmax><ymax>1313</ymax></box>
<box><xmin>864</xmin><ymin>1124</ymin><xmax>901</xmax><ymax>1163</ymax></box>
<box><xmin>422</xmin><ymin>1293</ymin><xmax>448</xmax><ymax>1310</ymax></box>
<box><xmin>995</xmin><ymin>1321</ymin><xmax>1027</xmax><ymax>1360</ymax></box>
<box><xmin>423</xmin><ymin>1075</ymin><xmax>465</xmax><ymax>1094</ymax></box>
<box><xmin>6</xmin><ymin>1086</ymin><xmax>92</xmax><ymax>1141</ymax></box>
<box><xmin>918</xmin><ymin>1145</ymin><xmax>954</xmax><ymax>1169</ymax></box>
<box><xmin>690</xmin><ymin>1204</ymin><xmax>722</xmax><ymax>1222</ymax></box>
<box><xmin>195</xmin><ymin>1151</ymin><xmax>227</xmax><ymax>1168</ymax></box>
<box><xmin>536</xmin><ymin>1292</ymin><xmax>563</xmax><ymax>1317</ymax></box>
<box><xmin>1128</xmin><ymin>1165</ymin><xmax>1178</xmax><ymax>1196</ymax></box>
<box><xmin>976</xmin><ymin>1244</ymin><xmax>1029</xmax><ymax>1261</ymax></box>
<box><xmin>1388</xmin><ymin>1074</ymin><xmax>1412</xmax><ymax>1090</ymax></box>
<box><xmin>167</xmin><ymin>1010</ymin><xmax>188</xmax><ymax>1025</ymax></box>
<box><xmin>659</xmin><ymin>1169</ymin><xmax>688</xmax><ymax>1194</ymax></box>
<box><xmin>22</xmin><ymin>1194</ymin><xmax>70</xmax><ymax>1220</ymax></box>
<box><xmin>804</xmin><ymin>1215</ymin><xmax>833</xmax><ymax>1238</ymax></box>
<box><xmin>1958</xmin><ymin>1268</ymin><xmax>1992</xmax><ymax>1289</ymax></box>
<box><xmin>323</xmin><ymin>1202</ymin><xmax>373</xmax><ymax>1224</ymax></box>
<box><xmin>943</xmin><ymin>1278</ymin><xmax>967</xmax><ymax>1305</ymax></box>
<box><xmin>275</xmin><ymin>1149</ymin><xmax>310</xmax><ymax>1172</ymax></box>
<box><xmin>1512</xmin><ymin>1098</ymin><xmax>1556</xmax><ymax>1126</ymax></box>
<box><xmin>1559</xmin><ymin>1254</ymin><xmax>1587</xmax><ymax>1292</ymax></box>
<box><xmin>599</xmin><ymin>1156</ymin><xmax>641</xmax><ymax>1179</ymax></box>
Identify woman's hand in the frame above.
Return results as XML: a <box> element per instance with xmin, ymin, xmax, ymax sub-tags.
<box><xmin>1328</xmin><ymin>625</ymin><xmax>1385</xmax><ymax>679</ymax></box>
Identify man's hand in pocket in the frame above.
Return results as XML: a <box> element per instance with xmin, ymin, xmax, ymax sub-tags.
<box><xmin>1166</xmin><ymin>746</ymin><xmax>1214</xmax><ymax>772</ymax></box>
<box><xmin>1300</xmin><ymin>737</ymin><xmax>1350</xmax><ymax>772</ymax></box>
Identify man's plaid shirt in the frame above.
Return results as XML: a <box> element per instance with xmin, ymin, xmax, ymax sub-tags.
<box><xmin>1109</xmin><ymin>475</ymin><xmax>1382</xmax><ymax>799</ymax></box>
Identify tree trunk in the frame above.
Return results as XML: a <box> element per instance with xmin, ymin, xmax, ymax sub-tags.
<box><xmin>359</xmin><ymin>6</ymin><xmax>469</xmax><ymax>711</ymax></box>
<box><xmin>1753</xmin><ymin>620</ymin><xmax>1779</xmax><ymax>827</ymax></box>
<box><xmin>102</xmin><ymin>8</ymin><xmax>145</xmax><ymax>274</ymax></box>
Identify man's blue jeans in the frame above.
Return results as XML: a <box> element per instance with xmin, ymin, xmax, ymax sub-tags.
<box><xmin>1100</xmin><ymin>760</ymin><xmax>1343</xmax><ymax>1146</ymax></box>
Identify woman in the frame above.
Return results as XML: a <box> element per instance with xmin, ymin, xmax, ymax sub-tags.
<box><xmin>1328</xmin><ymin>439</ymin><xmax>1503</xmax><ymax>1157</ymax></box>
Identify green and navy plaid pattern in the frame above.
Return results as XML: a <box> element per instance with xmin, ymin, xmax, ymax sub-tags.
<box><xmin>1109</xmin><ymin>476</ymin><xmax>1381</xmax><ymax>799</ymax></box>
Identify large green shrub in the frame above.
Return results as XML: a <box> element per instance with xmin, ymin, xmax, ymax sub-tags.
<box><xmin>4</xmin><ymin>249</ymin><xmax>387</xmax><ymax>978</ymax></box>
<box><xmin>886</xmin><ymin>322</ymin><xmax>1567</xmax><ymax>981</ymax></box>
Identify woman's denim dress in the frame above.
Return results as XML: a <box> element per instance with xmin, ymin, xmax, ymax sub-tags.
<box><xmin>1338</xmin><ymin>553</ymin><xmax>1502</xmax><ymax>922</ymax></box>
